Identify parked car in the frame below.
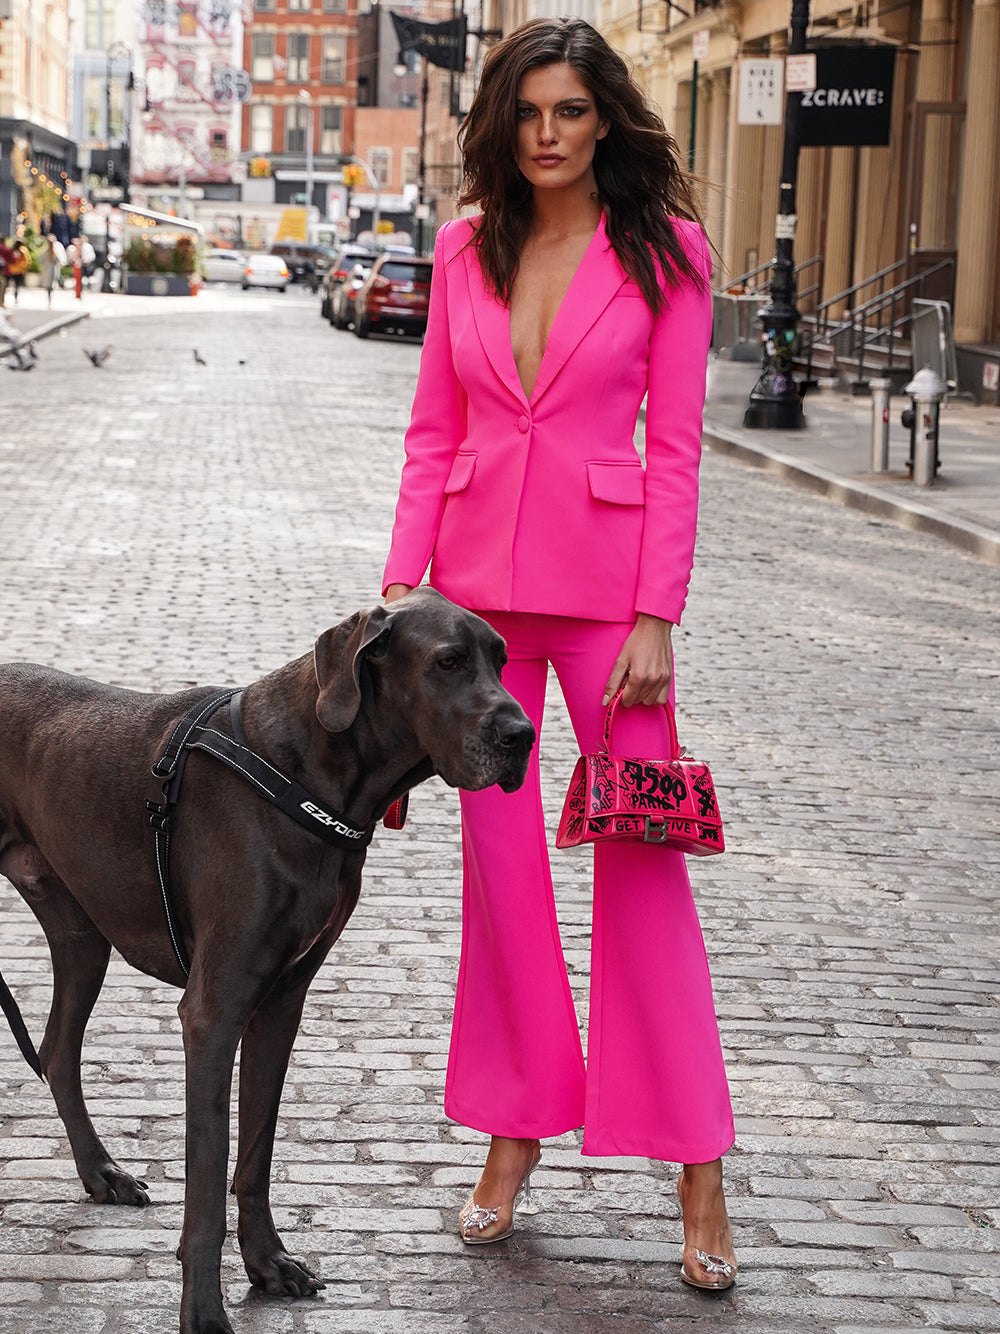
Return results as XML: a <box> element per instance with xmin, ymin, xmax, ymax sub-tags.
<box><xmin>201</xmin><ymin>249</ymin><xmax>247</xmax><ymax>283</ymax></box>
<box><xmin>329</xmin><ymin>260</ymin><xmax>376</xmax><ymax>330</ymax></box>
<box><xmin>353</xmin><ymin>253</ymin><xmax>433</xmax><ymax>339</ymax></box>
<box><xmin>242</xmin><ymin>254</ymin><xmax>289</xmax><ymax>291</ymax></box>
<box><xmin>269</xmin><ymin>241</ymin><xmax>337</xmax><ymax>288</ymax></box>
<box><xmin>319</xmin><ymin>243</ymin><xmax>377</xmax><ymax>321</ymax></box>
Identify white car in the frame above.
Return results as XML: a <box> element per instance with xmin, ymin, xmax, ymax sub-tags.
<box><xmin>202</xmin><ymin>249</ymin><xmax>247</xmax><ymax>283</ymax></box>
<box><xmin>241</xmin><ymin>254</ymin><xmax>289</xmax><ymax>291</ymax></box>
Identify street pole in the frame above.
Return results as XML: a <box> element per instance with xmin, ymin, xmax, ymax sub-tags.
<box><xmin>299</xmin><ymin>89</ymin><xmax>314</xmax><ymax>234</ymax></box>
<box><xmin>417</xmin><ymin>58</ymin><xmax>428</xmax><ymax>256</ymax></box>
<box><xmin>744</xmin><ymin>0</ymin><xmax>810</xmax><ymax>430</ymax></box>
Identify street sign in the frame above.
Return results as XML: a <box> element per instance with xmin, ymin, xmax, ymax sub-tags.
<box><xmin>692</xmin><ymin>29</ymin><xmax>710</xmax><ymax>62</ymax></box>
<box><xmin>785</xmin><ymin>53</ymin><xmax>817</xmax><ymax>92</ymax></box>
<box><xmin>737</xmin><ymin>59</ymin><xmax>784</xmax><ymax>126</ymax></box>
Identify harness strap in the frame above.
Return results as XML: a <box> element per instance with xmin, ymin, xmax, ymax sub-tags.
<box><xmin>146</xmin><ymin>689</ymin><xmax>375</xmax><ymax>979</ymax></box>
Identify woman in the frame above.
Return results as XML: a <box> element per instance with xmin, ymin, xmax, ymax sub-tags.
<box><xmin>383</xmin><ymin>17</ymin><xmax>736</xmax><ymax>1289</ymax></box>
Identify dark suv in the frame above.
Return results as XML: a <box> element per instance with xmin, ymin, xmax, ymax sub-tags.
<box><xmin>353</xmin><ymin>253</ymin><xmax>433</xmax><ymax>339</ymax></box>
<box><xmin>268</xmin><ymin>241</ymin><xmax>337</xmax><ymax>288</ymax></box>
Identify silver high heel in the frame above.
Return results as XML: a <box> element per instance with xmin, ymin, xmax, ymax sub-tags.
<box><xmin>459</xmin><ymin>1153</ymin><xmax>541</xmax><ymax>1244</ymax></box>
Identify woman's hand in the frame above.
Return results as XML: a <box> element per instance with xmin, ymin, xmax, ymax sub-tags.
<box><xmin>603</xmin><ymin>614</ymin><xmax>674</xmax><ymax>708</ymax></box>
<box><xmin>384</xmin><ymin>583</ymin><xmax>413</xmax><ymax>604</ymax></box>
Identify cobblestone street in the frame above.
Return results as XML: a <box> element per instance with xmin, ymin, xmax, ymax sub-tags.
<box><xmin>0</xmin><ymin>286</ymin><xmax>997</xmax><ymax>1333</ymax></box>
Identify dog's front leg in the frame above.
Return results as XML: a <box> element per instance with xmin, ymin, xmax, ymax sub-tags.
<box><xmin>176</xmin><ymin>971</ymin><xmax>249</xmax><ymax>1334</ymax></box>
<box><xmin>233</xmin><ymin>937</ymin><xmax>337</xmax><ymax>1298</ymax></box>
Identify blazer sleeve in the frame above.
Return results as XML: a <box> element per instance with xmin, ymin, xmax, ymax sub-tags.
<box><xmin>636</xmin><ymin>222</ymin><xmax>713</xmax><ymax>624</ymax></box>
<box><xmin>381</xmin><ymin>224</ymin><xmax>468</xmax><ymax>594</ymax></box>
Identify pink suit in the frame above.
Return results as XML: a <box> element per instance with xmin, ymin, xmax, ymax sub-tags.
<box><xmin>384</xmin><ymin>214</ymin><xmax>734</xmax><ymax>1163</ymax></box>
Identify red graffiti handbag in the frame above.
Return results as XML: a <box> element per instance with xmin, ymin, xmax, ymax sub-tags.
<box><xmin>555</xmin><ymin>684</ymin><xmax>725</xmax><ymax>856</ymax></box>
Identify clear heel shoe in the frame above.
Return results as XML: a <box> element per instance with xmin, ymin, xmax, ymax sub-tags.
<box><xmin>459</xmin><ymin>1153</ymin><xmax>541</xmax><ymax>1244</ymax></box>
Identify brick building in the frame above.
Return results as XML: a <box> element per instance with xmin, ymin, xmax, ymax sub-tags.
<box><xmin>239</xmin><ymin>0</ymin><xmax>358</xmax><ymax>218</ymax></box>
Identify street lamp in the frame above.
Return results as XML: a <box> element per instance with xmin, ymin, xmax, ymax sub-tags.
<box><xmin>103</xmin><ymin>41</ymin><xmax>132</xmax><ymax>294</ymax></box>
<box><xmin>394</xmin><ymin>53</ymin><xmax>429</xmax><ymax>256</ymax></box>
<box><xmin>743</xmin><ymin>0</ymin><xmax>811</xmax><ymax>430</ymax></box>
<box><xmin>298</xmin><ymin>88</ymin><xmax>314</xmax><ymax>224</ymax></box>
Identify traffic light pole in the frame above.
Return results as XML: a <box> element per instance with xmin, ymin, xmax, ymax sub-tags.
<box><xmin>743</xmin><ymin>0</ymin><xmax>811</xmax><ymax>430</ymax></box>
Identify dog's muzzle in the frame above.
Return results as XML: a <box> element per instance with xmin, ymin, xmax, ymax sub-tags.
<box><xmin>438</xmin><ymin>703</ymin><xmax>535</xmax><ymax>793</ymax></box>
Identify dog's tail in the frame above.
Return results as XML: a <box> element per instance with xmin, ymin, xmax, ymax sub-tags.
<box><xmin>0</xmin><ymin>970</ymin><xmax>42</xmax><ymax>1078</ymax></box>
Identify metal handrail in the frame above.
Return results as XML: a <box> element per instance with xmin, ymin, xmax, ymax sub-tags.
<box><xmin>723</xmin><ymin>254</ymin><xmax>823</xmax><ymax>295</ymax></box>
<box><xmin>800</xmin><ymin>258</ymin><xmax>955</xmax><ymax>387</ymax></box>
<box><xmin>813</xmin><ymin>258</ymin><xmax>907</xmax><ymax>338</ymax></box>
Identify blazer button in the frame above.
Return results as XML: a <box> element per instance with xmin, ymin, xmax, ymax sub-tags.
<box><xmin>517</xmin><ymin>414</ymin><xmax>530</xmax><ymax>433</ymax></box>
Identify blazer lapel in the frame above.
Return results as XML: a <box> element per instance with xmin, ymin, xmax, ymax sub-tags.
<box><xmin>464</xmin><ymin>244</ymin><xmax>528</xmax><ymax>407</ymax></box>
<box><xmin>463</xmin><ymin>212</ymin><xmax>628</xmax><ymax>407</ymax></box>
<box><xmin>529</xmin><ymin>214</ymin><xmax>627</xmax><ymax>406</ymax></box>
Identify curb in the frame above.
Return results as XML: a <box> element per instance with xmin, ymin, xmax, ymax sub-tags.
<box><xmin>12</xmin><ymin>308</ymin><xmax>93</xmax><ymax>351</ymax></box>
<box><xmin>702</xmin><ymin>425</ymin><xmax>1000</xmax><ymax>567</ymax></box>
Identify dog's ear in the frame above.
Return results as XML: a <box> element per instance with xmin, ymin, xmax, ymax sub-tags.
<box><xmin>314</xmin><ymin>605</ymin><xmax>393</xmax><ymax>733</ymax></box>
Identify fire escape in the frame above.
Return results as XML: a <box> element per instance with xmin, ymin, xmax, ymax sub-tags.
<box><xmin>136</xmin><ymin>0</ymin><xmax>242</xmax><ymax>185</ymax></box>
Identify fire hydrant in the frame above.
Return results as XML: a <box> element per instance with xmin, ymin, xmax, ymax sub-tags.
<box><xmin>901</xmin><ymin>366</ymin><xmax>946</xmax><ymax>486</ymax></box>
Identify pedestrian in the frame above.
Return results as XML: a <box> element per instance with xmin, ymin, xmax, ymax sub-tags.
<box><xmin>39</xmin><ymin>236</ymin><xmax>66</xmax><ymax>307</ymax></box>
<box><xmin>381</xmin><ymin>17</ymin><xmax>736</xmax><ymax>1289</ymax></box>
<box><xmin>0</xmin><ymin>237</ymin><xmax>13</xmax><ymax>306</ymax></box>
<box><xmin>4</xmin><ymin>237</ymin><xmax>29</xmax><ymax>304</ymax></box>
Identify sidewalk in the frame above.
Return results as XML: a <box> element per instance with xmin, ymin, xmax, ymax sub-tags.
<box><xmin>703</xmin><ymin>358</ymin><xmax>1000</xmax><ymax>566</ymax></box>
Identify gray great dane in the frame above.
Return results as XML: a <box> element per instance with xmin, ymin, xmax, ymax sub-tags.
<box><xmin>0</xmin><ymin>588</ymin><xmax>534</xmax><ymax>1334</ymax></box>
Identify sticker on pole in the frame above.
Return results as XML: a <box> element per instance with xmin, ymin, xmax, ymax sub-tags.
<box><xmin>785</xmin><ymin>53</ymin><xmax>817</xmax><ymax>92</ymax></box>
<box><xmin>775</xmin><ymin>214</ymin><xmax>797</xmax><ymax>240</ymax></box>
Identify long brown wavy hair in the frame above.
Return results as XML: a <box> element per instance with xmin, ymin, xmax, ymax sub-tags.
<box><xmin>458</xmin><ymin>17</ymin><xmax>707</xmax><ymax>313</ymax></box>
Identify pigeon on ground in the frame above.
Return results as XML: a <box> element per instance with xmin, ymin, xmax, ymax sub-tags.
<box><xmin>193</xmin><ymin>349</ymin><xmax>207</xmax><ymax>365</ymax></box>
<box><xmin>83</xmin><ymin>346</ymin><xmax>112</xmax><ymax>367</ymax></box>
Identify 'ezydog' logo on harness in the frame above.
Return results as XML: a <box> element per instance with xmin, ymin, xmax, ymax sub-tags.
<box><xmin>300</xmin><ymin>800</ymin><xmax>367</xmax><ymax>839</ymax></box>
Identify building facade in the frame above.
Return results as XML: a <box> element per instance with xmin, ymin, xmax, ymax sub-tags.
<box><xmin>239</xmin><ymin>0</ymin><xmax>358</xmax><ymax>220</ymax></box>
<box><xmin>596</xmin><ymin>0</ymin><xmax>1000</xmax><ymax>390</ymax></box>
<box><xmin>130</xmin><ymin>0</ymin><xmax>245</xmax><ymax>211</ymax></box>
<box><xmin>0</xmin><ymin>0</ymin><xmax>76</xmax><ymax>236</ymax></box>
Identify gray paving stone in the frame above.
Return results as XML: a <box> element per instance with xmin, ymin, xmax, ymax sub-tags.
<box><xmin>0</xmin><ymin>289</ymin><xmax>997</xmax><ymax>1333</ymax></box>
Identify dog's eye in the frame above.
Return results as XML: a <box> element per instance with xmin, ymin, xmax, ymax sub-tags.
<box><xmin>437</xmin><ymin>656</ymin><xmax>459</xmax><ymax>671</ymax></box>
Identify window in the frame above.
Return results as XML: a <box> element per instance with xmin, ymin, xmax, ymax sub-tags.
<box><xmin>369</xmin><ymin>148</ymin><xmax>391</xmax><ymax>187</ymax></box>
<box><xmin>287</xmin><ymin>34</ymin><xmax>310</xmax><ymax>83</ymax></box>
<box><xmin>177</xmin><ymin>58</ymin><xmax>197</xmax><ymax>101</ymax></box>
<box><xmin>254</xmin><ymin>0</ymin><xmax>275</xmax><ymax>10</ymax></box>
<box><xmin>288</xmin><ymin>0</ymin><xmax>311</xmax><ymax>9</ymax></box>
<box><xmin>323</xmin><ymin>0</ymin><xmax>347</xmax><ymax>11</ymax></box>
<box><xmin>320</xmin><ymin>105</ymin><xmax>342</xmax><ymax>155</ymax></box>
<box><xmin>322</xmin><ymin>35</ymin><xmax>346</xmax><ymax>84</ymax></box>
<box><xmin>252</xmin><ymin>33</ymin><xmax>274</xmax><ymax>82</ymax></box>
<box><xmin>286</xmin><ymin>103</ymin><xmax>307</xmax><ymax>153</ymax></box>
<box><xmin>177</xmin><ymin>1</ymin><xmax>197</xmax><ymax>37</ymax></box>
<box><xmin>402</xmin><ymin>148</ymin><xmax>418</xmax><ymax>187</ymax></box>
<box><xmin>250</xmin><ymin>103</ymin><xmax>273</xmax><ymax>152</ymax></box>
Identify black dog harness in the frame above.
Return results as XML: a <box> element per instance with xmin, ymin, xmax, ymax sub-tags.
<box><xmin>146</xmin><ymin>689</ymin><xmax>403</xmax><ymax>978</ymax></box>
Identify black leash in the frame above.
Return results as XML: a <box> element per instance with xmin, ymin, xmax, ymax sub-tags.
<box><xmin>146</xmin><ymin>689</ymin><xmax>376</xmax><ymax>978</ymax></box>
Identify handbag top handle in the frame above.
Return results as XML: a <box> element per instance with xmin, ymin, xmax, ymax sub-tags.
<box><xmin>602</xmin><ymin>679</ymin><xmax>681</xmax><ymax>760</ymax></box>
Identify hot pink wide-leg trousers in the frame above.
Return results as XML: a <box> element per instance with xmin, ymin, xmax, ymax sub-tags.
<box><xmin>445</xmin><ymin>612</ymin><xmax>734</xmax><ymax>1163</ymax></box>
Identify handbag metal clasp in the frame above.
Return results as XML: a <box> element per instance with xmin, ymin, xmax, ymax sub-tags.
<box><xmin>643</xmin><ymin>817</ymin><xmax>671</xmax><ymax>844</ymax></box>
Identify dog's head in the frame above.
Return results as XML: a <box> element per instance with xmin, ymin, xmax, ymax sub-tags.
<box><xmin>313</xmin><ymin>589</ymin><xmax>534</xmax><ymax>793</ymax></box>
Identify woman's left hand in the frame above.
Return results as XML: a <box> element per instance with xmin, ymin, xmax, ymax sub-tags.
<box><xmin>603</xmin><ymin>614</ymin><xmax>674</xmax><ymax>708</ymax></box>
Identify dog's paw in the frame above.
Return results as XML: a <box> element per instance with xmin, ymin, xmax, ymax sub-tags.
<box><xmin>246</xmin><ymin>1250</ymin><xmax>326</xmax><ymax>1299</ymax></box>
<box><xmin>84</xmin><ymin>1161</ymin><xmax>150</xmax><ymax>1206</ymax></box>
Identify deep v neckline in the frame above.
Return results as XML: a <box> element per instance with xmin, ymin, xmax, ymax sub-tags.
<box><xmin>509</xmin><ymin>213</ymin><xmax>605</xmax><ymax>403</ymax></box>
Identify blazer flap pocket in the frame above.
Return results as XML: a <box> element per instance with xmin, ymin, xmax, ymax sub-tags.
<box><xmin>587</xmin><ymin>461</ymin><xmax>646</xmax><ymax>505</ymax></box>
<box><xmin>444</xmin><ymin>452</ymin><xmax>477</xmax><ymax>495</ymax></box>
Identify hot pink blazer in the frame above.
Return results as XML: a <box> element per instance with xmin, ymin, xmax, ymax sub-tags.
<box><xmin>382</xmin><ymin>212</ymin><xmax>712</xmax><ymax>625</ymax></box>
